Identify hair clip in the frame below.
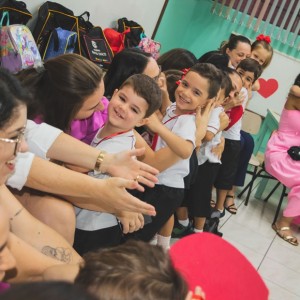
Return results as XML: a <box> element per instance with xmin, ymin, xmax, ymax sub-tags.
<box><xmin>256</xmin><ymin>34</ymin><xmax>271</xmax><ymax>44</ymax></box>
<box><xmin>182</xmin><ymin>68</ymin><xmax>190</xmax><ymax>75</ymax></box>
<box><xmin>176</xmin><ymin>80</ymin><xmax>181</xmax><ymax>85</ymax></box>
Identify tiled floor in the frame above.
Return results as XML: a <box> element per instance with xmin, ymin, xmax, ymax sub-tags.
<box><xmin>172</xmin><ymin>178</ymin><xmax>300</xmax><ymax>300</ymax></box>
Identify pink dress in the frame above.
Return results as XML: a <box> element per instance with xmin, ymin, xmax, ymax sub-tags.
<box><xmin>34</xmin><ymin>97</ymin><xmax>109</xmax><ymax>145</ymax></box>
<box><xmin>70</xmin><ymin>97</ymin><xmax>109</xmax><ymax>145</ymax></box>
<box><xmin>265</xmin><ymin>108</ymin><xmax>300</xmax><ymax>218</ymax></box>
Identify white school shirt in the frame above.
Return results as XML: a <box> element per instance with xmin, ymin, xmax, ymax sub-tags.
<box><xmin>6</xmin><ymin>120</ymin><xmax>62</xmax><ymax>190</ymax></box>
<box><xmin>155</xmin><ymin>103</ymin><xmax>196</xmax><ymax>189</ymax></box>
<box><xmin>197</xmin><ymin>106</ymin><xmax>224</xmax><ymax>165</ymax></box>
<box><xmin>75</xmin><ymin>129</ymin><xmax>135</xmax><ymax>231</ymax></box>
<box><xmin>222</xmin><ymin>87</ymin><xmax>248</xmax><ymax>140</ymax></box>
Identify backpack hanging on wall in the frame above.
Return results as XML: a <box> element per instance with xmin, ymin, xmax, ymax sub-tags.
<box><xmin>43</xmin><ymin>27</ymin><xmax>77</xmax><ymax>60</ymax></box>
<box><xmin>117</xmin><ymin>17</ymin><xmax>144</xmax><ymax>48</ymax></box>
<box><xmin>77</xmin><ymin>11</ymin><xmax>113</xmax><ymax>70</ymax></box>
<box><xmin>0</xmin><ymin>0</ymin><xmax>32</xmax><ymax>25</ymax></box>
<box><xmin>138</xmin><ymin>33</ymin><xmax>161</xmax><ymax>60</ymax></box>
<box><xmin>0</xmin><ymin>12</ymin><xmax>42</xmax><ymax>73</ymax></box>
<box><xmin>103</xmin><ymin>27</ymin><xmax>128</xmax><ymax>55</ymax></box>
<box><xmin>30</xmin><ymin>1</ymin><xmax>80</xmax><ymax>58</ymax></box>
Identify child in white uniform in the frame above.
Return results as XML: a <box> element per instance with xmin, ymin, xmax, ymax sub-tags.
<box><xmin>130</xmin><ymin>63</ymin><xmax>223</xmax><ymax>249</ymax></box>
<box><xmin>74</xmin><ymin>74</ymin><xmax>162</xmax><ymax>255</ymax></box>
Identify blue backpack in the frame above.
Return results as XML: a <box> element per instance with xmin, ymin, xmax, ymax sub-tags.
<box><xmin>43</xmin><ymin>27</ymin><xmax>77</xmax><ymax>60</ymax></box>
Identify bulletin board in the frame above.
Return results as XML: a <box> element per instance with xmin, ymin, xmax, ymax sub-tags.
<box><xmin>247</xmin><ymin>50</ymin><xmax>300</xmax><ymax>117</ymax></box>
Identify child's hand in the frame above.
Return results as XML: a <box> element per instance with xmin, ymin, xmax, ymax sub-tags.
<box><xmin>158</xmin><ymin>72</ymin><xmax>171</xmax><ymax>116</ymax></box>
<box><xmin>185</xmin><ymin>286</ymin><xmax>206</xmax><ymax>300</ymax></box>
<box><xmin>116</xmin><ymin>211</ymin><xmax>144</xmax><ymax>234</ymax></box>
<box><xmin>146</xmin><ymin>112</ymin><xmax>163</xmax><ymax>133</ymax></box>
<box><xmin>219</xmin><ymin>111</ymin><xmax>230</xmax><ymax>131</ymax></box>
<box><xmin>211</xmin><ymin>136</ymin><xmax>225</xmax><ymax>159</ymax></box>
<box><xmin>195</xmin><ymin>99</ymin><xmax>215</xmax><ymax>146</ymax></box>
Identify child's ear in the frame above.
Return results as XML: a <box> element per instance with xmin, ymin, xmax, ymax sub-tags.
<box><xmin>136</xmin><ymin>118</ymin><xmax>148</xmax><ymax>127</ymax></box>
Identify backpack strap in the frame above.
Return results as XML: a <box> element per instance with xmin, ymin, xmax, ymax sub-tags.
<box><xmin>0</xmin><ymin>11</ymin><xmax>10</xmax><ymax>27</ymax></box>
<box><xmin>52</xmin><ymin>28</ymin><xmax>60</xmax><ymax>52</ymax></box>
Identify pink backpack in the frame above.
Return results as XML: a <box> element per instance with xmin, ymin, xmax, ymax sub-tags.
<box><xmin>0</xmin><ymin>12</ymin><xmax>42</xmax><ymax>73</ymax></box>
<box><xmin>138</xmin><ymin>33</ymin><xmax>161</xmax><ymax>60</ymax></box>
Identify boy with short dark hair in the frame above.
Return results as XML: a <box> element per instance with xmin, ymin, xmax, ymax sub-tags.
<box><xmin>74</xmin><ymin>74</ymin><xmax>162</xmax><ymax>255</ymax></box>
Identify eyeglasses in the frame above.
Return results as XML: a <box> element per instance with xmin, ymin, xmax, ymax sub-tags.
<box><xmin>0</xmin><ymin>130</ymin><xmax>25</xmax><ymax>156</ymax></box>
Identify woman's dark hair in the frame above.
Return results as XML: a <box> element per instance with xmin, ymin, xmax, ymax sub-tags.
<box><xmin>0</xmin><ymin>68</ymin><xmax>29</xmax><ymax>129</ymax></box>
<box><xmin>0</xmin><ymin>281</ymin><xmax>97</xmax><ymax>300</ymax></box>
<box><xmin>294</xmin><ymin>73</ymin><xmax>300</xmax><ymax>87</ymax></box>
<box><xmin>16</xmin><ymin>54</ymin><xmax>103</xmax><ymax>132</ymax></box>
<box><xmin>104</xmin><ymin>48</ymin><xmax>152</xmax><ymax>98</ymax></box>
<box><xmin>198</xmin><ymin>52</ymin><xmax>229</xmax><ymax>69</ymax></box>
<box><xmin>75</xmin><ymin>240</ymin><xmax>188</xmax><ymax>300</ymax></box>
<box><xmin>220</xmin><ymin>34</ymin><xmax>251</xmax><ymax>54</ymax></box>
<box><xmin>157</xmin><ymin>48</ymin><xmax>197</xmax><ymax>72</ymax></box>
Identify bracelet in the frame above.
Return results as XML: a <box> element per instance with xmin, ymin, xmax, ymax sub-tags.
<box><xmin>94</xmin><ymin>151</ymin><xmax>106</xmax><ymax>173</ymax></box>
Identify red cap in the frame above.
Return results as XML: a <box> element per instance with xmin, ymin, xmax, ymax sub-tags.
<box><xmin>170</xmin><ymin>233</ymin><xmax>269</xmax><ymax>300</ymax></box>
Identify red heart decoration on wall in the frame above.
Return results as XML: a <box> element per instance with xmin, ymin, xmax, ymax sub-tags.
<box><xmin>257</xmin><ymin>78</ymin><xmax>278</xmax><ymax>98</ymax></box>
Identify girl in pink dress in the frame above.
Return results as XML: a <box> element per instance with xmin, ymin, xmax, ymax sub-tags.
<box><xmin>265</xmin><ymin>74</ymin><xmax>300</xmax><ymax>246</ymax></box>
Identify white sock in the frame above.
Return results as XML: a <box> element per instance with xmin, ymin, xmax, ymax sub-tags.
<box><xmin>157</xmin><ymin>234</ymin><xmax>171</xmax><ymax>250</ymax></box>
<box><xmin>194</xmin><ymin>228</ymin><xmax>203</xmax><ymax>233</ymax></box>
<box><xmin>149</xmin><ymin>234</ymin><xmax>157</xmax><ymax>245</ymax></box>
<box><xmin>178</xmin><ymin>219</ymin><xmax>189</xmax><ymax>227</ymax></box>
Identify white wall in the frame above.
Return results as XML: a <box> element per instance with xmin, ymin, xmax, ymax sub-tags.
<box><xmin>24</xmin><ymin>0</ymin><xmax>165</xmax><ymax>36</ymax></box>
<box><xmin>247</xmin><ymin>50</ymin><xmax>300</xmax><ymax>117</ymax></box>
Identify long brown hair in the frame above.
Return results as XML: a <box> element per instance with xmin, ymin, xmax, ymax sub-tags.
<box><xmin>17</xmin><ymin>54</ymin><xmax>103</xmax><ymax>132</ymax></box>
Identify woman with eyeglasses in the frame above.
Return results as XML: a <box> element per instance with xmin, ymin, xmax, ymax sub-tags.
<box><xmin>104</xmin><ymin>48</ymin><xmax>162</xmax><ymax>99</ymax></box>
<box><xmin>0</xmin><ymin>68</ymin><xmax>82</xmax><ymax>282</ymax></box>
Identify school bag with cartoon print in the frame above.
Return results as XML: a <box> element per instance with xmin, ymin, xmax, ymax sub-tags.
<box><xmin>0</xmin><ymin>12</ymin><xmax>42</xmax><ymax>73</ymax></box>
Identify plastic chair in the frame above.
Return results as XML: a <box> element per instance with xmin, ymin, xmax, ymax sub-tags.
<box><xmin>238</xmin><ymin>111</ymin><xmax>287</xmax><ymax>224</ymax></box>
<box><xmin>238</xmin><ymin>162</ymin><xmax>287</xmax><ymax>224</ymax></box>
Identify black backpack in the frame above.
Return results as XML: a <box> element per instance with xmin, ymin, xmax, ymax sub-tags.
<box><xmin>117</xmin><ymin>17</ymin><xmax>144</xmax><ymax>48</ymax></box>
<box><xmin>77</xmin><ymin>11</ymin><xmax>113</xmax><ymax>70</ymax></box>
<box><xmin>0</xmin><ymin>0</ymin><xmax>31</xmax><ymax>25</ymax></box>
<box><xmin>30</xmin><ymin>1</ymin><xmax>80</xmax><ymax>58</ymax></box>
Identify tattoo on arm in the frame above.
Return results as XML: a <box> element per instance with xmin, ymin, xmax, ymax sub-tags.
<box><xmin>41</xmin><ymin>246</ymin><xmax>72</xmax><ymax>263</ymax></box>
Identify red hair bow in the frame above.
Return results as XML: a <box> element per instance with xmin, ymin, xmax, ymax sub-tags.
<box><xmin>256</xmin><ymin>34</ymin><xmax>271</xmax><ymax>44</ymax></box>
<box><xmin>176</xmin><ymin>68</ymin><xmax>190</xmax><ymax>85</ymax></box>
<box><xmin>182</xmin><ymin>68</ymin><xmax>190</xmax><ymax>75</ymax></box>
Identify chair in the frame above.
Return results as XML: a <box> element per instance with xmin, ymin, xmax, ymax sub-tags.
<box><xmin>238</xmin><ymin>111</ymin><xmax>287</xmax><ymax>224</ymax></box>
<box><xmin>238</xmin><ymin>162</ymin><xmax>287</xmax><ymax>224</ymax></box>
<box><xmin>237</xmin><ymin>109</ymin><xmax>263</xmax><ymax>204</ymax></box>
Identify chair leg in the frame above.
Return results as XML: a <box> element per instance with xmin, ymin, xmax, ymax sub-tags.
<box><xmin>244</xmin><ymin>167</ymin><xmax>264</xmax><ymax>206</ymax></box>
<box><xmin>238</xmin><ymin>166</ymin><xmax>258</xmax><ymax>199</ymax></box>
<box><xmin>272</xmin><ymin>186</ymin><xmax>287</xmax><ymax>225</ymax></box>
<box><xmin>263</xmin><ymin>181</ymin><xmax>281</xmax><ymax>203</ymax></box>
